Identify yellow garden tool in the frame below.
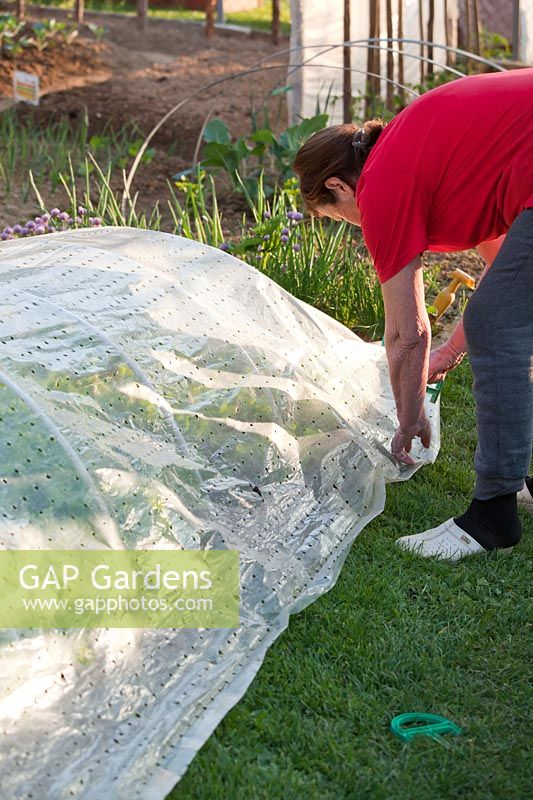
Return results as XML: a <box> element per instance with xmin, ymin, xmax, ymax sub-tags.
<box><xmin>429</xmin><ymin>268</ymin><xmax>476</xmax><ymax>323</ymax></box>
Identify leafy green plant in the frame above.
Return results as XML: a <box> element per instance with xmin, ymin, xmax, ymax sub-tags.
<box><xmin>0</xmin><ymin>13</ymin><xmax>90</xmax><ymax>57</ymax></box>
<box><xmin>480</xmin><ymin>28</ymin><xmax>512</xmax><ymax>60</ymax></box>
<box><xmin>0</xmin><ymin>14</ymin><xmax>23</xmax><ymax>37</ymax></box>
<box><xmin>86</xmin><ymin>21</ymin><xmax>108</xmax><ymax>42</ymax></box>
<box><xmin>198</xmin><ymin>113</ymin><xmax>329</xmax><ymax>200</ymax></box>
<box><xmin>168</xmin><ymin>170</ymin><xmax>224</xmax><ymax>246</ymax></box>
<box><xmin>55</xmin><ymin>20</ymin><xmax>80</xmax><ymax>45</ymax></box>
<box><xmin>27</xmin><ymin>19</ymin><xmax>68</xmax><ymax>52</ymax></box>
<box><xmin>27</xmin><ymin>22</ymin><xmax>52</xmax><ymax>53</ymax></box>
<box><xmin>2</xmin><ymin>34</ymin><xmax>25</xmax><ymax>58</ymax></box>
<box><xmin>0</xmin><ymin>14</ymin><xmax>25</xmax><ymax>56</ymax></box>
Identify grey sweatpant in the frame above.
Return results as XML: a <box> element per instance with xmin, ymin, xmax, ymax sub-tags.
<box><xmin>463</xmin><ymin>207</ymin><xmax>533</xmax><ymax>500</ymax></box>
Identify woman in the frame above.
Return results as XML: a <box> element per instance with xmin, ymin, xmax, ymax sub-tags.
<box><xmin>293</xmin><ymin>68</ymin><xmax>533</xmax><ymax>561</ymax></box>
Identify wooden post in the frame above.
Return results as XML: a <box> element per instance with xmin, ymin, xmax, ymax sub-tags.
<box><xmin>372</xmin><ymin>0</ymin><xmax>381</xmax><ymax>104</ymax></box>
<box><xmin>366</xmin><ymin>0</ymin><xmax>376</xmax><ymax>117</ymax></box>
<box><xmin>464</xmin><ymin>0</ymin><xmax>471</xmax><ymax>72</ymax></box>
<box><xmin>205</xmin><ymin>0</ymin><xmax>215</xmax><ymax>39</ymax></box>
<box><xmin>272</xmin><ymin>0</ymin><xmax>280</xmax><ymax>46</ymax></box>
<box><xmin>427</xmin><ymin>0</ymin><xmax>434</xmax><ymax>77</ymax></box>
<box><xmin>386</xmin><ymin>0</ymin><xmax>394</xmax><ymax>110</ymax></box>
<box><xmin>443</xmin><ymin>0</ymin><xmax>450</xmax><ymax>66</ymax></box>
<box><xmin>471</xmin><ymin>0</ymin><xmax>481</xmax><ymax>57</ymax></box>
<box><xmin>418</xmin><ymin>0</ymin><xmax>425</xmax><ymax>84</ymax></box>
<box><xmin>398</xmin><ymin>0</ymin><xmax>405</xmax><ymax>105</ymax></box>
<box><xmin>512</xmin><ymin>0</ymin><xmax>520</xmax><ymax>61</ymax></box>
<box><xmin>137</xmin><ymin>0</ymin><xmax>148</xmax><ymax>31</ymax></box>
<box><xmin>16</xmin><ymin>0</ymin><xmax>25</xmax><ymax>21</ymax></box>
<box><xmin>365</xmin><ymin>0</ymin><xmax>381</xmax><ymax>117</ymax></box>
<box><xmin>343</xmin><ymin>0</ymin><xmax>352</xmax><ymax>122</ymax></box>
<box><xmin>75</xmin><ymin>0</ymin><xmax>84</xmax><ymax>25</ymax></box>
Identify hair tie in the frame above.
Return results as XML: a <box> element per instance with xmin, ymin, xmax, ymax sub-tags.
<box><xmin>352</xmin><ymin>128</ymin><xmax>366</xmax><ymax>152</ymax></box>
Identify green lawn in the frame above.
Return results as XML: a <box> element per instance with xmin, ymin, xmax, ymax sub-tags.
<box><xmin>168</xmin><ymin>357</ymin><xmax>532</xmax><ymax>800</ymax></box>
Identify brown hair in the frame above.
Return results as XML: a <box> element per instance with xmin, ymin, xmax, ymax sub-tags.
<box><xmin>293</xmin><ymin>118</ymin><xmax>385</xmax><ymax>215</ymax></box>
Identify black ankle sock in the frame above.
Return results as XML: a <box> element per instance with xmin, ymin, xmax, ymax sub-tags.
<box><xmin>454</xmin><ymin>492</ymin><xmax>522</xmax><ymax>550</ymax></box>
<box><xmin>525</xmin><ymin>475</ymin><xmax>533</xmax><ymax>495</ymax></box>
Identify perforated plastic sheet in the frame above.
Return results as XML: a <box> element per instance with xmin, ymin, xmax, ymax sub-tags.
<box><xmin>0</xmin><ymin>227</ymin><xmax>440</xmax><ymax>799</ymax></box>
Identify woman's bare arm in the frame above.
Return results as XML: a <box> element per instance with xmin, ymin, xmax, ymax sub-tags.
<box><xmin>476</xmin><ymin>234</ymin><xmax>506</xmax><ymax>268</ymax></box>
<box><xmin>381</xmin><ymin>256</ymin><xmax>431</xmax><ymax>435</ymax></box>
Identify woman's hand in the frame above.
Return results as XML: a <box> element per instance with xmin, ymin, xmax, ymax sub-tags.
<box><xmin>427</xmin><ymin>316</ymin><xmax>467</xmax><ymax>383</ymax></box>
<box><xmin>391</xmin><ymin>413</ymin><xmax>432</xmax><ymax>466</ymax></box>
<box><xmin>428</xmin><ymin>341</ymin><xmax>466</xmax><ymax>383</ymax></box>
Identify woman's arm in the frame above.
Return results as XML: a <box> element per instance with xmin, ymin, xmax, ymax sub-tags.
<box><xmin>476</xmin><ymin>234</ymin><xmax>506</xmax><ymax>267</ymax></box>
<box><xmin>381</xmin><ymin>257</ymin><xmax>432</xmax><ymax>461</ymax></box>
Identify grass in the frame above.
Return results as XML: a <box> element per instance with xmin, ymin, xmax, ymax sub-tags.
<box><xmin>167</xmin><ymin>358</ymin><xmax>532</xmax><ymax>800</ymax></box>
<box><xmin>21</xmin><ymin>0</ymin><xmax>292</xmax><ymax>36</ymax></box>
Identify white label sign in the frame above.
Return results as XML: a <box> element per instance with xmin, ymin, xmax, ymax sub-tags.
<box><xmin>13</xmin><ymin>70</ymin><xmax>40</xmax><ymax>106</ymax></box>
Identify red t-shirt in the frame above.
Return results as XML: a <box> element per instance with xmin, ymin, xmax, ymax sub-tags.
<box><xmin>355</xmin><ymin>68</ymin><xmax>533</xmax><ymax>284</ymax></box>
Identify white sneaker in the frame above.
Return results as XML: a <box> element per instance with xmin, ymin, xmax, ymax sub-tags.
<box><xmin>395</xmin><ymin>517</ymin><xmax>513</xmax><ymax>561</ymax></box>
<box><xmin>517</xmin><ymin>482</ymin><xmax>533</xmax><ymax>514</ymax></box>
